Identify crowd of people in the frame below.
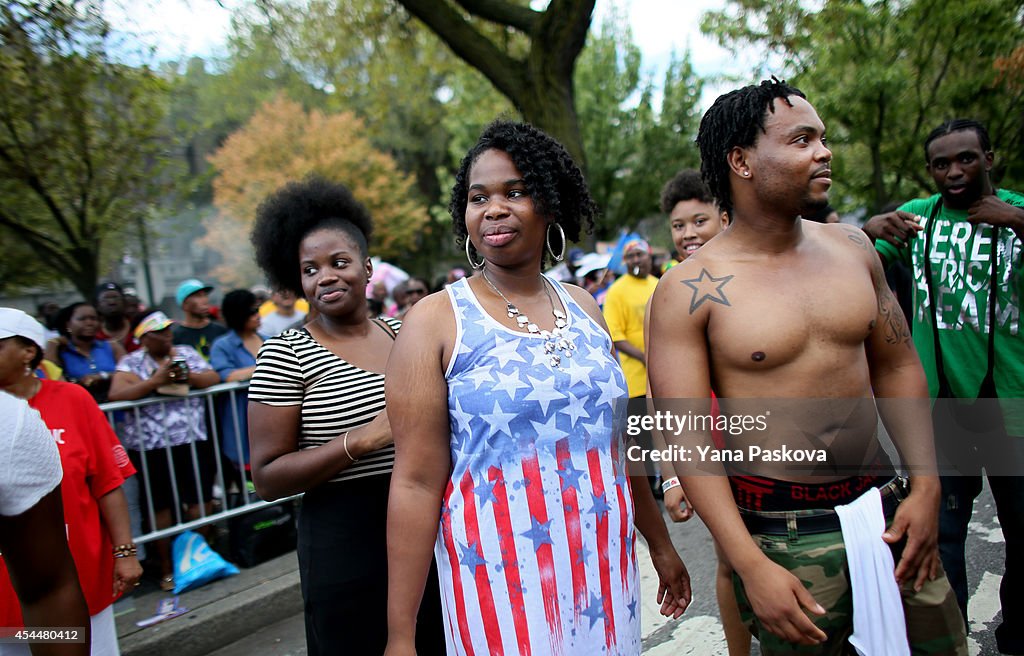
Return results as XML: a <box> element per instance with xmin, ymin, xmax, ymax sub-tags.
<box><xmin>1</xmin><ymin>77</ymin><xmax>1020</xmax><ymax>656</ymax></box>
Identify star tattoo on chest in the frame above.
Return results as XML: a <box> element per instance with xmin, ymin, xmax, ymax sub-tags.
<box><xmin>681</xmin><ymin>268</ymin><xmax>734</xmax><ymax>314</ymax></box>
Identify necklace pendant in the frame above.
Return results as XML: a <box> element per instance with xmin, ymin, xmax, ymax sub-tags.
<box><xmin>483</xmin><ymin>269</ymin><xmax>571</xmax><ymax>370</ymax></box>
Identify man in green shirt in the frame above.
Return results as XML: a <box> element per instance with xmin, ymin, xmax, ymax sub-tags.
<box><xmin>864</xmin><ymin>118</ymin><xmax>1023</xmax><ymax>654</ymax></box>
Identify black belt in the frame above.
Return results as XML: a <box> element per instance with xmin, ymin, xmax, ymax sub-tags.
<box><xmin>739</xmin><ymin>477</ymin><xmax>906</xmax><ymax>536</ymax></box>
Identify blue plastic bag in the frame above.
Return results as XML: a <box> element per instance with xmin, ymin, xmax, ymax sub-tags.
<box><xmin>172</xmin><ymin>530</ymin><xmax>239</xmax><ymax>594</ymax></box>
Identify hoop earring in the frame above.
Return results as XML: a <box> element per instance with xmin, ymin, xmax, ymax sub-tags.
<box><xmin>465</xmin><ymin>238</ymin><xmax>484</xmax><ymax>269</ymax></box>
<box><xmin>546</xmin><ymin>223</ymin><xmax>566</xmax><ymax>262</ymax></box>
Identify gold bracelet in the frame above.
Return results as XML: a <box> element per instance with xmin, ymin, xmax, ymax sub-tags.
<box><xmin>112</xmin><ymin>543</ymin><xmax>138</xmax><ymax>558</ymax></box>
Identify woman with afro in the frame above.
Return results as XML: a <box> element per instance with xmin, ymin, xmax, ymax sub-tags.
<box><xmin>246</xmin><ymin>176</ymin><xmax>444</xmax><ymax>655</ymax></box>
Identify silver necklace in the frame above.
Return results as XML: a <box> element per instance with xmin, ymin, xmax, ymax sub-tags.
<box><xmin>481</xmin><ymin>270</ymin><xmax>576</xmax><ymax>368</ymax></box>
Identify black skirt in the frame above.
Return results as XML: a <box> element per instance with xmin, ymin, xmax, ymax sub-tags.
<box><xmin>297</xmin><ymin>474</ymin><xmax>445</xmax><ymax>655</ymax></box>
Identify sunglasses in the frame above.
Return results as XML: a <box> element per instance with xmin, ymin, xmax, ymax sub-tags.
<box><xmin>405</xmin><ymin>288</ymin><xmax>428</xmax><ymax>295</ymax></box>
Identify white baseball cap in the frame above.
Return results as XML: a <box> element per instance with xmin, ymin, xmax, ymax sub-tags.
<box><xmin>0</xmin><ymin>308</ymin><xmax>46</xmax><ymax>351</ymax></box>
<box><xmin>575</xmin><ymin>253</ymin><xmax>612</xmax><ymax>278</ymax></box>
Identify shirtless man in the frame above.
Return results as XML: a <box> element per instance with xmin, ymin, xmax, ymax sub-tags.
<box><xmin>647</xmin><ymin>79</ymin><xmax>965</xmax><ymax>654</ymax></box>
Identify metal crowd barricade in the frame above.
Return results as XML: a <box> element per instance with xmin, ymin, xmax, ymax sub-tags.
<box><xmin>100</xmin><ymin>382</ymin><xmax>300</xmax><ymax>545</ymax></box>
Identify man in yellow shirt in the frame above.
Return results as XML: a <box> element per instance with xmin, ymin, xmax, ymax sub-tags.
<box><xmin>603</xmin><ymin>238</ymin><xmax>657</xmax><ymax>397</ymax></box>
<box><xmin>603</xmin><ymin>238</ymin><xmax>660</xmax><ymax>491</ymax></box>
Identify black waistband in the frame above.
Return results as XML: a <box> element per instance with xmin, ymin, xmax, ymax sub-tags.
<box><xmin>739</xmin><ymin>477</ymin><xmax>906</xmax><ymax>536</ymax></box>
<box><xmin>730</xmin><ymin>470</ymin><xmax>897</xmax><ymax>512</ymax></box>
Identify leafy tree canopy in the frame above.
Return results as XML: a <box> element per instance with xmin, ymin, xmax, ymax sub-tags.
<box><xmin>205</xmin><ymin>95</ymin><xmax>429</xmax><ymax>287</ymax></box>
<box><xmin>702</xmin><ymin>0</ymin><xmax>1024</xmax><ymax>213</ymax></box>
<box><xmin>0</xmin><ymin>0</ymin><xmax>179</xmax><ymax>297</ymax></box>
<box><xmin>575</xmin><ymin>7</ymin><xmax>703</xmax><ymax>238</ymax></box>
<box><xmin>391</xmin><ymin>0</ymin><xmax>595</xmax><ymax>167</ymax></box>
<box><xmin>194</xmin><ymin>0</ymin><xmax>704</xmax><ymax>251</ymax></box>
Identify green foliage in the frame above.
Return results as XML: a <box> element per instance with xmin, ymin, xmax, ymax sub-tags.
<box><xmin>0</xmin><ymin>228</ymin><xmax>62</xmax><ymax>293</ymax></box>
<box><xmin>172</xmin><ymin>7</ymin><xmax>474</xmax><ymax>208</ymax></box>
<box><xmin>702</xmin><ymin>0</ymin><xmax>1024</xmax><ymax>214</ymax></box>
<box><xmin>0</xmin><ymin>0</ymin><xmax>179</xmax><ymax>297</ymax></box>
<box><xmin>171</xmin><ymin>0</ymin><xmax>513</xmax><ymax>278</ymax></box>
<box><xmin>211</xmin><ymin>0</ymin><xmax>478</xmax><ymax>204</ymax></box>
<box><xmin>575</xmin><ymin>10</ymin><xmax>703</xmax><ymax>239</ymax></box>
<box><xmin>391</xmin><ymin>0</ymin><xmax>596</xmax><ymax>166</ymax></box>
<box><xmin>167</xmin><ymin>0</ymin><xmax>708</xmax><ymax>265</ymax></box>
<box><xmin>161</xmin><ymin>27</ymin><xmax>331</xmax><ymax>205</ymax></box>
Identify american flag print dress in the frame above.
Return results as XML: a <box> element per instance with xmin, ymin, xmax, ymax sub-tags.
<box><xmin>436</xmin><ymin>276</ymin><xmax>641</xmax><ymax>655</ymax></box>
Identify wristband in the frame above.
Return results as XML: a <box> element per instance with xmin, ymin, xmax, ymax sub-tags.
<box><xmin>661</xmin><ymin>477</ymin><xmax>681</xmax><ymax>494</ymax></box>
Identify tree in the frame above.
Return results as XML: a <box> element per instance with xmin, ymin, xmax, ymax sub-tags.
<box><xmin>0</xmin><ymin>227</ymin><xmax>61</xmax><ymax>294</ymax></box>
<box><xmin>227</xmin><ymin>0</ymin><xmax>514</xmax><ymax>200</ymax></box>
<box><xmin>390</xmin><ymin>0</ymin><xmax>595</xmax><ymax>167</ymax></box>
<box><xmin>702</xmin><ymin>0</ymin><xmax>1024</xmax><ymax>213</ymax></box>
<box><xmin>162</xmin><ymin>23</ymin><xmax>332</xmax><ymax>207</ymax></box>
<box><xmin>191</xmin><ymin>0</ymin><xmax>704</xmax><ymax>259</ymax></box>
<box><xmin>0</xmin><ymin>0</ymin><xmax>177</xmax><ymax>298</ymax></box>
<box><xmin>575</xmin><ymin>9</ymin><xmax>703</xmax><ymax>237</ymax></box>
<box><xmin>205</xmin><ymin>95</ymin><xmax>429</xmax><ymax>287</ymax></box>
<box><xmin>182</xmin><ymin>0</ymin><xmax>511</xmax><ymax>278</ymax></box>
<box><xmin>993</xmin><ymin>44</ymin><xmax>1024</xmax><ymax>184</ymax></box>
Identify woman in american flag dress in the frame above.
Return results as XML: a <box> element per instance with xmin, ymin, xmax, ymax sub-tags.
<box><xmin>385</xmin><ymin>121</ymin><xmax>691</xmax><ymax>656</ymax></box>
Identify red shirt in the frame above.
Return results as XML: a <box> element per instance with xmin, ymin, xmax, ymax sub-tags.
<box><xmin>0</xmin><ymin>380</ymin><xmax>135</xmax><ymax>622</ymax></box>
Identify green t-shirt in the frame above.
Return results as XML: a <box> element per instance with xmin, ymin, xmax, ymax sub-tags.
<box><xmin>875</xmin><ymin>191</ymin><xmax>1024</xmax><ymax>421</ymax></box>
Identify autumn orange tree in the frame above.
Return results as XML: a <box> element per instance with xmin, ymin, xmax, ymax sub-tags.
<box><xmin>205</xmin><ymin>95</ymin><xmax>428</xmax><ymax>287</ymax></box>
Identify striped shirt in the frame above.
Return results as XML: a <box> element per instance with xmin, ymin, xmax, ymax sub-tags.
<box><xmin>247</xmin><ymin>318</ymin><xmax>399</xmax><ymax>484</ymax></box>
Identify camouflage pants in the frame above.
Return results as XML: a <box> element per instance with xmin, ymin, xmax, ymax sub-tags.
<box><xmin>734</xmin><ymin>522</ymin><xmax>967</xmax><ymax>655</ymax></box>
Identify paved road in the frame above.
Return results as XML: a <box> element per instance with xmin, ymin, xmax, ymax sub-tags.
<box><xmin>209</xmin><ymin>482</ymin><xmax>1005</xmax><ymax>655</ymax></box>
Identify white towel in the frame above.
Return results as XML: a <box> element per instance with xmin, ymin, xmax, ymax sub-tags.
<box><xmin>834</xmin><ymin>487</ymin><xmax>910</xmax><ymax>656</ymax></box>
